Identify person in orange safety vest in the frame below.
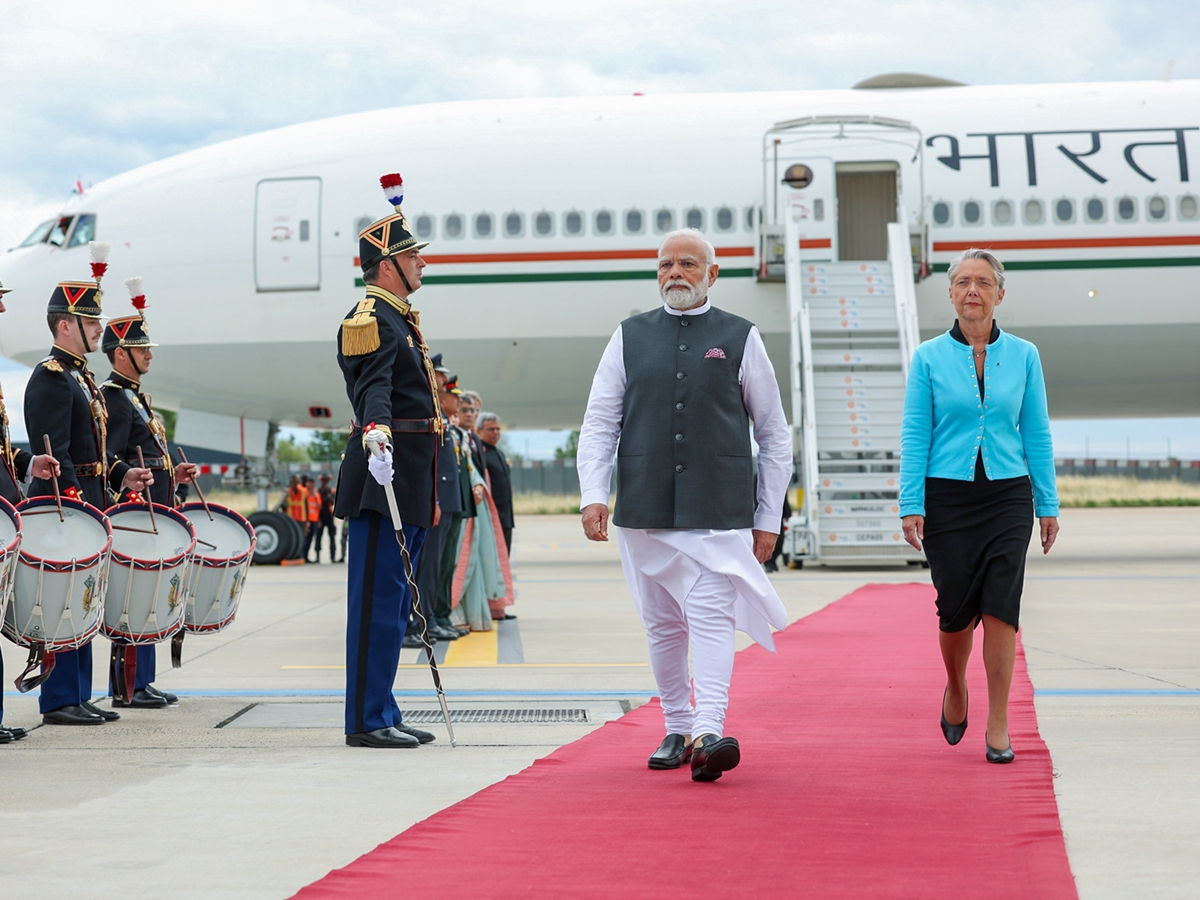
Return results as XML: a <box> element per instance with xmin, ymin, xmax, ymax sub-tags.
<box><xmin>302</xmin><ymin>474</ymin><xmax>322</xmax><ymax>562</ymax></box>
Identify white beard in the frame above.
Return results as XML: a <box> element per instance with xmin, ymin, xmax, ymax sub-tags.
<box><xmin>660</xmin><ymin>278</ymin><xmax>707</xmax><ymax>310</ymax></box>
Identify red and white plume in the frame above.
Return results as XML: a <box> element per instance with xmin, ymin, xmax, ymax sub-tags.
<box><xmin>125</xmin><ymin>276</ymin><xmax>147</xmax><ymax>313</ymax></box>
<box><xmin>380</xmin><ymin>173</ymin><xmax>404</xmax><ymax>211</ymax></box>
<box><xmin>89</xmin><ymin>241</ymin><xmax>111</xmax><ymax>281</ymax></box>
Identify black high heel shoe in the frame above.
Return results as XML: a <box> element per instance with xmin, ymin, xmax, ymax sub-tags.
<box><xmin>986</xmin><ymin>741</ymin><xmax>1015</xmax><ymax>764</ymax></box>
<box><xmin>940</xmin><ymin>687</ymin><xmax>968</xmax><ymax>746</ymax></box>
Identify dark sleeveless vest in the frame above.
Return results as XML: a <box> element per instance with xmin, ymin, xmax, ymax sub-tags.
<box><xmin>613</xmin><ymin>305</ymin><xmax>755</xmax><ymax>530</ymax></box>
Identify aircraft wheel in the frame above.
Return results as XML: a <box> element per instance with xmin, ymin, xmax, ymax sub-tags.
<box><xmin>249</xmin><ymin>512</ymin><xmax>295</xmax><ymax>564</ymax></box>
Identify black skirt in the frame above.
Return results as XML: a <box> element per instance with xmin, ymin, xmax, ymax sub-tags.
<box><xmin>923</xmin><ymin>455</ymin><xmax>1033</xmax><ymax>632</ymax></box>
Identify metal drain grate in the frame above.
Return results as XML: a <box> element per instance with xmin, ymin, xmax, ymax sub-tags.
<box><xmin>402</xmin><ymin>708</ymin><xmax>590</xmax><ymax>725</ymax></box>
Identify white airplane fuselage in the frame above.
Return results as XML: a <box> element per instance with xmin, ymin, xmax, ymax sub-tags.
<box><xmin>1</xmin><ymin>80</ymin><xmax>1198</xmax><ymax>453</ymax></box>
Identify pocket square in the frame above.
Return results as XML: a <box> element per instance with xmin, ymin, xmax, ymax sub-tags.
<box><xmin>704</xmin><ymin>347</ymin><xmax>727</xmax><ymax>359</ymax></box>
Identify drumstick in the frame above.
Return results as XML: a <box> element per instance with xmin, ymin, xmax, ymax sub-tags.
<box><xmin>111</xmin><ymin>524</ymin><xmax>217</xmax><ymax>550</ymax></box>
<box><xmin>176</xmin><ymin>448</ymin><xmax>213</xmax><ymax>521</ymax></box>
<box><xmin>137</xmin><ymin>446</ymin><xmax>158</xmax><ymax>533</ymax></box>
<box><xmin>43</xmin><ymin>435</ymin><xmax>64</xmax><ymax>522</ymax></box>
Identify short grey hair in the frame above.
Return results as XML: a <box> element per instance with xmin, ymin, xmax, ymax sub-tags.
<box><xmin>658</xmin><ymin>228</ymin><xmax>716</xmax><ymax>267</ymax></box>
<box><xmin>461</xmin><ymin>390</ymin><xmax>482</xmax><ymax>409</ymax></box>
<box><xmin>947</xmin><ymin>247</ymin><xmax>1005</xmax><ymax>291</ymax></box>
<box><xmin>477</xmin><ymin>411</ymin><xmax>500</xmax><ymax>427</ymax></box>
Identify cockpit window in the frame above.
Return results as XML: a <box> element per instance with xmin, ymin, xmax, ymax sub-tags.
<box><xmin>19</xmin><ymin>219</ymin><xmax>56</xmax><ymax>247</ymax></box>
<box><xmin>47</xmin><ymin>216</ymin><xmax>75</xmax><ymax>247</ymax></box>
<box><xmin>67</xmin><ymin>214</ymin><xmax>97</xmax><ymax>247</ymax></box>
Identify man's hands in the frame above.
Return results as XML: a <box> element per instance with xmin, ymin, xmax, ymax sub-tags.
<box><xmin>29</xmin><ymin>454</ymin><xmax>60</xmax><ymax>481</ymax></box>
<box><xmin>174</xmin><ymin>462</ymin><xmax>199</xmax><ymax>484</ymax></box>
<box><xmin>472</xmin><ymin>484</ymin><xmax>486</xmax><ymax>505</ymax></box>
<box><xmin>751</xmin><ymin>529</ymin><xmax>776</xmax><ymax>563</ymax></box>
<box><xmin>1040</xmin><ymin>516</ymin><xmax>1059</xmax><ymax>554</ymax></box>
<box><xmin>582</xmin><ymin>503</ymin><xmax>609</xmax><ymax>542</ymax></box>
<box><xmin>902</xmin><ymin>514</ymin><xmax>924</xmax><ymax>552</ymax></box>
<box><xmin>122</xmin><ymin>467</ymin><xmax>155</xmax><ymax>493</ymax></box>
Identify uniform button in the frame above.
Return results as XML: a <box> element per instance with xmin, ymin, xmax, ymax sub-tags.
<box><xmin>681</xmin><ymin>320</ymin><xmax>689</xmax><ymax>326</ymax></box>
<box><xmin>675</xmin><ymin>433</ymin><xmax>683</xmax><ymax>441</ymax></box>
<box><xmin>675</xmin><ymin>402</ymin><xmax>684</xmax><ymax>410</ymax></box>
<box><xmin>675</xmin><ymin>464</ymin><xmax>683</xmax><ymax>473</ymax></box>
<box><xmin>677</xmin><ymin>372</ymin><xmax>684</xmax><ymax>380</ymax></box>
<box><xmin>679</xmin><ymin>344</ymin><xmax>688</xmax><ymax>351</ymax></box>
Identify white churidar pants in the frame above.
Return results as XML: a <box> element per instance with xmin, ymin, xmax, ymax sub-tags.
<box><xmin>617</xmin><ymin>527</ymin><xmax>789</xmax><ymax>739</ymax></box>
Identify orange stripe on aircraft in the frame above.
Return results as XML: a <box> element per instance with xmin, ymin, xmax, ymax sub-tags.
<box><xmin>798</xmin><ymin>238</ymin><xmax>832</xmax><ymax>249</ymax></box>
<box><xmin>933</xmin><ymin>235</ymin><xmax>1200</xmax><ymax>252</ymax></box>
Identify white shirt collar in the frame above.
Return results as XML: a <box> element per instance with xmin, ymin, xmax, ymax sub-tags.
<box><xmin>662</xmin><ymin>298</ymin><xmax>711</xmax><ymax>317</ymax></box>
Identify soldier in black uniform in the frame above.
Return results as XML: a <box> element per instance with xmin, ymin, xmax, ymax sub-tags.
<box><xmin>334</xmin><ymin>174</ymin><xmax>441</xmax><ymax>748</ymax></box>
<box><xmin>24</xmin><ymin>259</ymin><xmax>154</xmax><ymax>725</ymax></box>
<box><xmin>100</xmin><ymin>278</ymin><xmax>199</xmax><ymax>709</ymax></box>
<box><xmin>0</xmin><ymin>278</ymin><xmax>60</xmax><ymax>743</ymax></box>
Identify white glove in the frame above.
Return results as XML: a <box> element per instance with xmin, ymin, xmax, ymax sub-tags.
<box><xmin>367</xmin><ymin>447</ymin><xmax>394</xmax><ymax>486</ymax></box>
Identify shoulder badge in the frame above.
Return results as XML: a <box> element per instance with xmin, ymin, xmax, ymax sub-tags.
<box><xmin>42</xmin><ymin>359</ymin><xmax>64</xmax><ymax>373</ymax></box>
<box><xmin>341</xmin><ymin>299</ymin><xmax>380</xmax><ymax>357</ymax></box>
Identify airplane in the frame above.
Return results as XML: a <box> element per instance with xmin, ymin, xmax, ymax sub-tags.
<box><xmin>1</xmin><ymin>73</ymin><xmax>1198</xmax><ymax>464</ymax></box>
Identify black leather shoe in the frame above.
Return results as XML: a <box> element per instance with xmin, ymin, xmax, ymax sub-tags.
<box><xmin>0</xmin><ymin>730</ymin><xmax>11</xmax><ymax>744</ymax></box>
<box><xmin>43</xmin><ymin>704</ymin><xmax>105</xmax><ymax>726</ymax></box>
<box><xmin>1</xmin><ymin>726</ymin><xmax>28</xmax><ymax>741</ymax></box>
<box><xmin>345</xmin><ymin>727</ymin><xmax>420</xmax><ymax>748</ymax></box>
<box><xmin>648</xmin><ymin>733</ymin><xmax>692</xmax><ymax>769</ymax></box>
<box><xmin>940</xmin><ymin>687</ymin><xmax>968</xmax><ymax>746</ymax></box>
<box><xmin>82</xmin><ymin>700</ymin><xmax>121</xmax><ymax>721</ymax></box>
<box><xmin>394</xmin><ymin>723</ymin><xmax>435</xmax><ymax>744</ymax></box>
<box><xmin>690</xmin><ymin>734</ymin><xmax>740</xmax><ymax>782</ymax></box>
<box><xmin>430</xmin><ymin>624</ymin><xmax>461</xmax><ymax>641</ymax></box>
<box><xmin>402</xmin><ymin>632</ymin><xmax>432</xmax><ymax>649</ymax></box>
<box><xmin>110</xmin><ymin>690</ymin><xmax>167</xmax><ymax>710</ymax></box>
<box><xmin>986</xmin><ymin>742</ymin><xmax>1015</xmax><ymax>764</ymax></box>
<box><xmin>146</xmin><ymin>685</ymin><xmax>179</xmax><ymax>704</ymax></box>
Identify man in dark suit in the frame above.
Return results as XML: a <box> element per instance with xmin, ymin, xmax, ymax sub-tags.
<box><xmin>477</xmin><ymin>412</ymin><xmax>514</xmax><ymax>554</ymax></box>
<box><xmin>334</xmin><ymin>174</ymin><xmax>440</xmax><ymax>749</ymax></box>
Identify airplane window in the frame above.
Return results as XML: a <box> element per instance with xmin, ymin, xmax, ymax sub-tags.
<box><xmin>415</xmin><ymin>215</ymin><xmax>434</xmax><ymax>238</ymax></box>
<box><xmin>685</xmin><ymin>207</ymin><xmax>704</xmax><ymax>231</ymax></box>
<box><xmin>503</xmin><ymin>212</ymin><xmax>524</xmax><ymax>238</ymax></box>
<box><xmin>534</xmin><ymin>211</ymin><xmax>554</xmax><ymax>237</ymax></box>
<box><xmin>961</xmin><ymin>201</ymin><xmax>982</xmax><ymax>226</ymax></box>
<box><xmin>47</xmin><ymin>216</ymin><xmax>75</xmax><ymax>247</ymax></box>
<box><xmin>593</xmin><ymin>210</ymin><xmax>614</xmax><ymax>235</ymax></box>
<box><xmin>444</xmin><ymin>214</ymin><xmax>464</xmax><ymax>239</ymax></box>
<box><xmin>474</xmin><ymin>213</ymin><xmax>494</xmax><ymax>238</ymax></box>
<box><xmin>1084</xmin><ymin>198</ymin><xmax>1105</xmax><ymax>223</ymax></box>
<box><xmin>1053</xmin><ymin>198</ymin><xmax>1075</xmax><ymax>224</ymax></box>
<box><xmin>812</xmin><ymin>199</ymin><xmax>825</xmax><ymax>221</ymax></box>
<box><xmin>19</xmin><ymin>219</ymin><xmax>56</xmax><ymax>247</ymax></box>
<box><xmin>1147</xmin><ymin>196</ymin><xmax>1168</xmax><ymax>221</ymax></box>
<box><xmin>355</xmin><ymin>215</ymin><xmax>373</xmax><ymax>235</ymax></box>
<box><xmin>654</xmin><ymin>208</ymin><xmax>675</xmax><ymax>234</ymax></box>
<box><xmin>932</xmin><ymin>202</ymin><xmax>951</xmax><ymax>226</ymax></box>
<box><xmin>992</xmin><ymin>200</ymin><xmax>1014</xmax><ymax>225</ymax></box>
<box><xmin>1022</xmin><ymin>199</ymin><xmax>1044</xmax><ymax>225</ymax></box>
<box><xmin>714</xmin><ymin>207</ymin><xmax>734</xmax><ymax>232</ymax></box>
<box><xmin>744</xmin><ymin>206</ymin><xmax>759</xmax><ymax>232</ymax></box>
<box><xmin>1179</xmin><ymin>195</ymin><xmax>1199</xmax><ymax>221</ymax></box>
<box><xmin>624</xmin><ymin>209</ymin><xmax>645</xmax><ymax>234</ymax></box>
<box><xmin>1115</xmin><ymin>197</ymin><xmax>1136</xmax><ymax>221</ymax></box>
<box><xmin>299</xmin><ymin>220</ymin><xmax>310</xmax><ymax>242</ymax></box>
<box><xmin>564</xmin><ymin>210</ymin><xmax>584</xmax><ymax>236</ymax></box>
<box><xmin>66</xmin><ymin>214</ymin><xmax>96</xmax><ymax>247</ymax></box>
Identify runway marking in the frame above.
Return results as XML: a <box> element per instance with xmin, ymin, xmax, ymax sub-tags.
<box><xmin>118</xmin><ymin>688</ymin><xmax>658</xmax><ymax>698</ymax></box>
<box><xmin>443</xmin><ymin>628</ymin><xmax>498</xmax><ymax>666</ymax></box>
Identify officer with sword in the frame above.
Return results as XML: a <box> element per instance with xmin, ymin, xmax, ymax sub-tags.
<box><xmin>334</xmin><ymin>174</ymin><xmax>454</xmax><ymax>748</ymax></box>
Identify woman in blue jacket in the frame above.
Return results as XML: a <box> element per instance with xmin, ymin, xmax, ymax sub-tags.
<box><xmin>900</xmin><ymin>248</ymin><xmax>1060</xmax><ymax>764</ymax></box>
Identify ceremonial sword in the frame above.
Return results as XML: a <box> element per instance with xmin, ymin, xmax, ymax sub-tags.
<box><xmin>365</xmin><ymin>435</ymin><xmax>457</xmax><ymax>747</ymax></box>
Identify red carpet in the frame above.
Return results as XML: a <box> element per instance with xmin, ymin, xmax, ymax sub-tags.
<box><xmin>294</xmin><ymin>584</ymin><xmax>1077</xmax><ymax>899</ymax></box>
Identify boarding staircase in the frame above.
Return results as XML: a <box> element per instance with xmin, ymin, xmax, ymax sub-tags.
<box><xmin>784</xmin><ymin>220</ymin><xmax>924</xmax><ymax>565</ymax></box>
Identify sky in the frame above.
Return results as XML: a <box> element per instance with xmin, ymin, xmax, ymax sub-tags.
<box><xmin>1</xmin><ymin>0</ymin><xmax>1197</xmax><ymax>457</ymax></box>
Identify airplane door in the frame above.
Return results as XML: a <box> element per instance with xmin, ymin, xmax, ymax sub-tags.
<box><xmin>835</xmin><ymin>162</ymin><xmax>897</xmax><ymax>261</ymax></box>
<box><xmin>781</xmin><ymin>158</ymin><xmax>836</xmax><ymax>261</ymax></box>
<box><xmin>255</xmin><ymin>177</ymin><xmax>321</xmax><ymax>291</ymax></box>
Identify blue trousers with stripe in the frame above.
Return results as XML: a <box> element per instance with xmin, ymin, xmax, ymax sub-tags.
<box><xmin>345</xmin><ymin>512</ymin><xmax>425</xmax><ymax>735</ymax></box>
<box><xmin>38</xmin><ymin>643</ymin><xmax>93</xmax><ymax>713</ymax></box>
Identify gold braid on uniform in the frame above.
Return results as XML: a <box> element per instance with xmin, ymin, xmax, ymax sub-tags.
<box><xmin>341</xmin><ymin>298</ymin><xmax>380</xmax><ymax>357</ymax></box>
<box><xmin>0</xmin><ymin>384</ymin><xmax>16</xmax><ymax>482</ymax></box>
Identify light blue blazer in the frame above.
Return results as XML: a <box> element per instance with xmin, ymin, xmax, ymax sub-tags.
<box><xmin>899</xmin><ymin>328</ymin><xmax>1059</xmax><ymax>518</ymax></box>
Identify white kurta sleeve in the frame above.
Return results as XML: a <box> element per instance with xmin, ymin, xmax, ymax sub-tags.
<box><xmin>740</xmin><ymin>326</ymin><xmax>792</xmax><ymax>532</ymax></box>
<box><xmin>577</xmin><ymin>326</ymin><xmax>626</xmax><ymax>509</ymax></box>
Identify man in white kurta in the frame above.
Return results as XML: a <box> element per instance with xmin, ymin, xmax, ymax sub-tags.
<box><xmin>578</xmin><ymin>229</ymin><xmax>792</xmax><ymax>782</ymax></box>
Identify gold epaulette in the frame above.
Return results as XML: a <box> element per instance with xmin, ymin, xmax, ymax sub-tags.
<box><xmin>42</xmin><ymin>358</ymin><xmax>64</xmax><ymax>373</ymax></box>
<box><xmin>341</xmin><ymin>298</ymin><xmax>380</xmax><ymax>356</ymax></box>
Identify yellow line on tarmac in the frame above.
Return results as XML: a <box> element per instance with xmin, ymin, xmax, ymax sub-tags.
<box><xmin>443</xmin><ymin>628</ymin><xmax>497</xmax><ymax>666</ymax></box>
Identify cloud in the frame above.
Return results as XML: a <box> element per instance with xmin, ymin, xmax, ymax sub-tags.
<box><xmin>0</xmin><ymin>0</ymin><xmax>1197</xmax><ymax>248</ymax></box>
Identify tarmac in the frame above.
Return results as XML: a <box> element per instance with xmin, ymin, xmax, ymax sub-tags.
<box><xmin>1</xmin><ymin>508</ymin><xmax>1197</xmax><ymax>899</ymax></box>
